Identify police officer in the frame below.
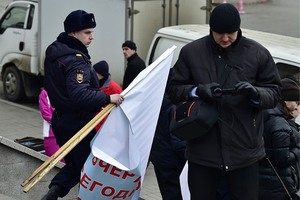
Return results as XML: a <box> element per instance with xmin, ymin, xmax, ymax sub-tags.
<box><xmin>42</xmin><ymin>10</ymin><xmax>123</xmax><ymax>200</ymax></box>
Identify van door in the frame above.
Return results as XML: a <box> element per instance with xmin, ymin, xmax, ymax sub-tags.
<box><xmin>147</xmin><ymin>36</ymin><xmax>189</xmax><ymax>67</ymax></box>
<box><xmin>0</xmin><ymin>5</ymin><xmax>29</xmax><ymax>67</ymax></box>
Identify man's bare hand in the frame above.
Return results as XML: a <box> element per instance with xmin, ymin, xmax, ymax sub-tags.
<box><xmin>110</xmin><ymin>94</ymin><xmax>124</xmax><ymax>106</ymax></box>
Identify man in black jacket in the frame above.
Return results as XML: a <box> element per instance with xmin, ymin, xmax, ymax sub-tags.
<box><xmin>121</xmin><ymin>40</ymin><xmax>146</xmax><ymax>90</ymax></box>
<box><xmin>167</xmin><ymin>3</ymin><xmax>281</xmax><ymax>200</ymax></box>
<box><xmin>42</xmin><ymin>10</ymin><xmax>123</xmax><ymax>200</ymax></box>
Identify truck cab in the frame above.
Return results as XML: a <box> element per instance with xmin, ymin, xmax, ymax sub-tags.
<box><xmin>0</xmin><ymin>0</ymin><xmax>40</xmax><ymax>101</ymax></box>
<box><xmin>146</xmin><ymin>24</ymin><xmax>300</xmax><ymax>83</ymax></box>
<box><xmin>0</xmin><ymin>0</ymin><xmax>131</xmax><ymax>102</ymax></box>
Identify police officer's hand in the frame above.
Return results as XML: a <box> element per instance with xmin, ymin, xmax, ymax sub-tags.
<box><xmin>196</xmin><ymin>82</ymin><xmax>220</xmax><ymax>102</ymax></box>
<box><xmin>110</xmin><ymin>94</ymin><xmax>124</xmax><ymax>106</ymax></box>
<box><xmin>235</xmin><ymin>81</ymin><xmax>259</xmax><ymax>99</ymax></box>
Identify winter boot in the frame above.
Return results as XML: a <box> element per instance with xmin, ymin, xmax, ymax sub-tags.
<box><xmin>41</xmin><ymin>185</ymin><xmax>61</xmax><ymax>200</ymax></box>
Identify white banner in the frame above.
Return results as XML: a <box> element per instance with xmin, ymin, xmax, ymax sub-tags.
<box><xmin>78</xmin><ymin>46</ymin><xmax>176</xmax><ymax>200</ymax></box>
<box><xmin>180</xmin><ymin>162</ymin><xmax>190</xmax><ymax>200</ymax></box>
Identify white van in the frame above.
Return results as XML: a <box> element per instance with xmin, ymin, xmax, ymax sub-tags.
<box><xmin>146</xmin><ymin>24</ymin><xmax>300</xmax><ymax>82</ymax></box>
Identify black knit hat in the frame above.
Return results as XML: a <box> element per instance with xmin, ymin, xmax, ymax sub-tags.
<box><xmin>64</xmin><ymin>10</ymin><xmax>96</xmax><ymax>33</ymax></box>
<box><xmin>93</xmin><ymin>60</ymin><xmax>109</xmax><ymax>78</ymax></box>
<box><xmin>209</xmin><ymin>3</ymin><xmax>241</xmax><ymax>33</ymax></box>
<box><xmin>281</xmin><ymin>78</ymin><xmax>300</xmax><ymax>101</ymax></box>
<box><xmin>122</xmin><ymin>40</ymin><xmax>137</xmax><ymax>50</ymax></box>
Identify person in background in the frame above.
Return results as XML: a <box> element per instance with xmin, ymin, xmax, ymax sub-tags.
<box><xmin>289</xmin><ymin>101</ymin><xmax>300</xmax><ymax>132</ymax></box>
<box><xmin>121</xmin><ymin>40</ymin><xmax>146</xmax><ymax>90</ymax></box>
<box><xmin>149</xmin><ymin>93</ymin><xmax>186</xmax><ymax>200</ymax></box>
<box><xmin>291</xmin><ymin>104</ymin><xmax>300</xmax><ymax>127</ymax></box>
<box><xmin>38</xmin><ymin>89</ymin><xmax>64</xmax><ymax>163</ymax></box>
<box><xmin>286</xmin><ymin>77</ymin><xmax>300</xmax><ymax>128</ymax></box>
<box><xmin>42</xmin><ymin>10</ymin><xmax>123</xmax><ymax>200</ymax></box>
<box><xmin>167</xmin><ymin>3</ymin><xmax>281</xmax><ymax>200</ymax></box>
<box><xmin>259</xmin><ymin>78</ymin><xmax>300</xmax><ymax>200</ymax></box>
<box><xmin>93</xmin><ymin>60</ymin><xmax>122</xmax><ymax>131</ymax></box>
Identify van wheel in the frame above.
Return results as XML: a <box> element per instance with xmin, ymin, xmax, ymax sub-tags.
<box><xmin>3</xmin><ymin>66</ymin><xmax>25</xmax><ymax>102</ymax></box>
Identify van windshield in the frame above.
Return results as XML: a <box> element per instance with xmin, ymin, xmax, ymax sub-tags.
<box><xmin>1</xmin><ymin>6</ymin><xmax>27</xmax><ymax>30</ymax></box>
<box><xmin>277</xmin><ymin>62</ymin><xmax>300</xmax><ymax>84</ymax></box>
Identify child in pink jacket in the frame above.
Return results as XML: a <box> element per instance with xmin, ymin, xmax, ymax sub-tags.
<box><xmin>39</xmin><ymin>89</ymin><xmax>64</xmax><ymax>163</ymax></box>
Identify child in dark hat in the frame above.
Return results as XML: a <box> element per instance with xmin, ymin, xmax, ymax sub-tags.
<box><xmin>281</xmin><ymin>77</ymin><xmax>300</xmax><ymax>101</ymax></box>
<box><xmin>93</xmin><ymin>60</ymin><xmax>109</xmax><ymax>87</ymax></box>
<box><xmin>281</xmin><ymin>78</ymin><xmax>300</xmax><ymax>119</ymax></box>
<box><xmin>93</xmin><ymin>60</ymin><xmax>122</xmax><ymax>131</ymax></box>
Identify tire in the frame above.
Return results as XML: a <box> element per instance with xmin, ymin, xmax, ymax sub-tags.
<box><xmin>3</xmin><ymin>66</ymin><xmax>25</xmax><ymax>102</ymax></box>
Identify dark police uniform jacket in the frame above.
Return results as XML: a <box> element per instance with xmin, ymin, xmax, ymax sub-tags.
<box><xmin>44</xmin><ymin>32</ymin><xmax>110</xmax><ymax>113</ymax></box>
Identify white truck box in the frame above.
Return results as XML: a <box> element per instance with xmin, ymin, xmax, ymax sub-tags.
<box><xmin>146</xmin><ymin>24</ymin><xmax>300</xmax><ymax>82</ymax></box>
<box><xmin>0</xmin><ymin>0</ymin><xmax>130</xmax><ymax>101</ymax></box>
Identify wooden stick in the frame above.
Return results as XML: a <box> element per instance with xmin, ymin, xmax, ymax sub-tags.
<box><xmin>22</xmin><ymin>103</ymin><xmax>116</xmax><ymax>192</ymax></box>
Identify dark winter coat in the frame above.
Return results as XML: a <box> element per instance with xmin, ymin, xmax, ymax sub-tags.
<box><xmin>149</xmin><ymin>94</ymin><xmax>186</xmax><ymax>200</ymax></box>
<box><xmin>44</xmin><ymin>32</ymin><xmax>110</xmax><ymax>113</ymax></box>
<box><xmin>259</xmin><ymin>103</ymin><xmax>300</xmax><ymax>200</ymax></box>
<box><xmin>150</xmin><ymin>94</ymin><xmax>186</xmax><ymax>168</ymax></box>
<box><xmin>167</xmin><ymin>30</ymin><xmax>281</xmax><ymax>171</ymax></box>
<box><xmin>122</xmin><ymin>53</ymin><xmax>146</xmax><ymax>90</ymax></box>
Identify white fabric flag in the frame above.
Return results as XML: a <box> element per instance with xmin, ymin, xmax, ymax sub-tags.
<box><xmin>180</xmin><ymin>162</ymin><xmax>190</xmax><ymax>200</ymax></box>
<box><xmin>78</xmin><ymin>46</ymin><xmax>176</xmax><ymax>200</ymax></box>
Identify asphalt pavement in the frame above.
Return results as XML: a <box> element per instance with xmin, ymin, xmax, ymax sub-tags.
<box><xmin>0</xmin><ymin>97</ymin><xmax>161</xmax><ymax>200</ymax></box>
<box><xmin>239</xmin><ymin>0</ymin><xmax>299</xmax><ymax>38</ymax></box>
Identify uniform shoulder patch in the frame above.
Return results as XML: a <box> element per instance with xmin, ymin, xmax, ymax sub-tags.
<box><xmin>76</xmin><ymin>70</ymin><xmax>84</xmax><ymax>83</ymax></box>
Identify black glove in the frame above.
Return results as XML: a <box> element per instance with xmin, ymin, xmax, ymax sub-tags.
<box><xmin>235</xmin><ymin>82</ymin><xmax>259</xmax><ymax>99</ymax></box>
<box><xmin>196</xmin><ymin>82</ymin><xmax>220</xmax><ymax>102</ymax></box>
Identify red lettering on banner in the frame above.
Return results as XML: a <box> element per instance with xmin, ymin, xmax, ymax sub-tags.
<box><xmin>91</xmin><ymin>157</ymin><xmax>138</xmax><ymax>181</ymax></box>
<box><xmin>81</xmin><ymin>157</ymin><xmax>143</xmax><ymax>198</ymax></box>
<box><xmin>99</xmin><ymin>159</ymin><xmax>110</xmax><ymax>172</ymax></box>
<box><xmin>122</xmin><ymin>171</ymin><xmax>135</xmax><ymax>179</ymax></box>
<box><xmin>128</xmin><ymin>189</ymin><xmax>135</xmax><ymax>197</ymax></box>
<box><xmin>90</xmin><ymin>181</ymin><xmax>103</xmax><ymax>191</ymax></box>
<box><xmin>134</xmin><ymin>176</ymin><xmax>141</xmax><ymax>190</ymax></box>
<box><xmin>110</xmin><ymin>166</ymin><xmax>122</xmax><ymax>177</ymax></box>
<box><xmin>113</xmin><ymin>190</ymin><xmax>130</xmax><ymax>199</ymax></box>
<box><xmin>101</xmin><ymin>186</ymin><xmax>115</xmax><ymax>197</ymax></box>
<box><xmin>92</xmin><ymin>156</ymin><xmax>98</xmax><ymax>165</ymax></box>
<box><xmin>80</xmin><ymin>173</ymin><xmax>91</xmax><ymax>189</ymax></box>
<box><xmin>79</xmin><ymin>176</ymin><xmax>141</xmax><ymax>199</ymax></box>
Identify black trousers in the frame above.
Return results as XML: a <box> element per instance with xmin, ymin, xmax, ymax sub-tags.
<box><xmin>188</xmin><ymin>161</ymin><xmax>259</xmax><ymax>200</ymax></box>
<box><xmin>154</xmin><ymin>165</ymin><xmax>185</xmax><ymax>200</ymax></box>
<box><xmin>50</xmin><ymin>111</ymin><xmax>96</xmax><ymax>197</ymax></box>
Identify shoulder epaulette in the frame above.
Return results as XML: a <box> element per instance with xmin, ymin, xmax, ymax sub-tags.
<box><xmin>75</xmin><ymin>53</ymin><xmax>91</xmax><ymax>65</ymax></box>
